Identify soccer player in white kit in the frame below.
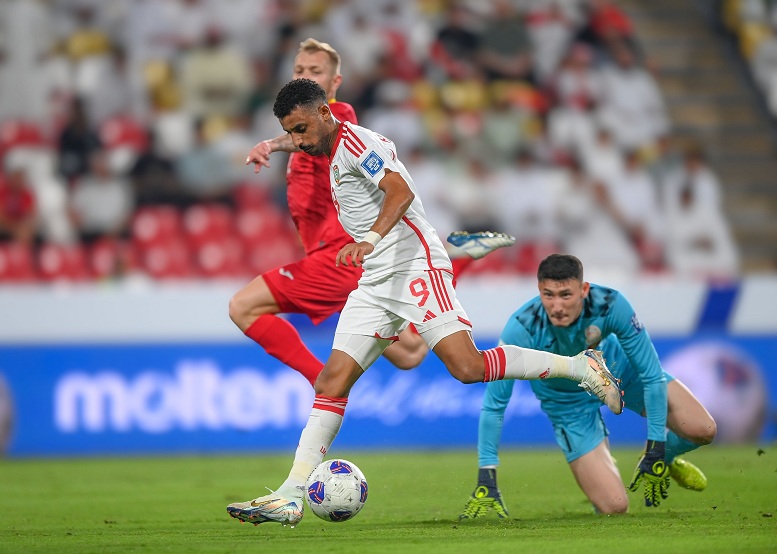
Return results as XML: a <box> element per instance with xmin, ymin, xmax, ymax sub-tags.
<box><xmin>226</xmin><ymin>78</ymin><xmax>623</xmax><ymax>528</ymax></box>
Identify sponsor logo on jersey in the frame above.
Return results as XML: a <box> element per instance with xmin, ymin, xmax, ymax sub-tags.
<box><xmin>279</xmin><ymin>268</ymin><xmax>294</xmax><ymax>280</ymax></box>
<box><xmin>631</xmin><ymin>313</ymin><xmax>644</xmax><ymax>333</ymax></box>
<box><xmin>333</xmin><ymin>164</ymin><xmax>340</xmax><ymax>184</ymax></box>
<box><xmin>585</xmin><ymin>325</ymin><xmax>602</xmax><ymax>346</ymax></box>
<box><xmin>422</xmin><ymin>310</ymin><xmax>437</xmax><ymax>322</ymax></box>
<box><xmin>360</xmin><ymin>151</ymin><xmax>384</xmax><ymax>176</ymax></box>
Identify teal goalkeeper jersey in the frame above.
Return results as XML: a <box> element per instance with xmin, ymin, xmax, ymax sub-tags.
<box><xmin>500</xmin><ymin>283</ymin><xmax>668</xmax><ymax>441</ymax></box>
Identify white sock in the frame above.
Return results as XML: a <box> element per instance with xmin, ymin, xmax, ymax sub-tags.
<box><xmin>276</xmin><ymin>396</ymin><xmax>347</xmax><ymax>501</ymax></box>
<box><xmin>483</xmin><ymin>346</ymin><xmax>584</xmax><ymax>381</ymax></box>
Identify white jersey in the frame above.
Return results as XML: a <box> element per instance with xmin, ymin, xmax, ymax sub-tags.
<box><xmin>328</xmin><ymin>121</ymin><xmax>452</xmax><ymax>284</ymax></box>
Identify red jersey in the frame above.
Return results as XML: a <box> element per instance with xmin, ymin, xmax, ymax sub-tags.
<box><xmin>0</xmin><ymin>180</ymin><xmax>35</xmax><ymax>222</ymax></box>
<box><xmin>286</xmin><ymin>101</ymin><xmax>357</xmax><ymax>255</ymax></box>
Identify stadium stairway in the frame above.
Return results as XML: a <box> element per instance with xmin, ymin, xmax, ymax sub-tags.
<box><xmin>622</xmin><ymin>0</ymin><xmax>777</xmax><ymax>273</ymax></box>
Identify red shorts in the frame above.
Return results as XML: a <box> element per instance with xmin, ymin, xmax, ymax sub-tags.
<box><xmin>262</xmin><ymin>244</ymin><xmax>362</xmax><ymax>324</ymax></box>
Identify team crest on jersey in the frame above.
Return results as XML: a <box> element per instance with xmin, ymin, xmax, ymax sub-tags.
<box><xmin>631</xmin><ymin>313</ymin><xmax>644</xmax><ymax>333</ymax></box>
<box><xmin>585</xmin><ymin>325</ymin><xmax>602</xmax><ymax>346</ymax></box>
<box><xmin>361</xmin><ymin>151</ymin><xmax>384</xmax><ymax>176</ymax></box>
<box><xmin>332</xmin><ymin>164</ymin><xmax>340</xmax><ymax>184</ymax></box>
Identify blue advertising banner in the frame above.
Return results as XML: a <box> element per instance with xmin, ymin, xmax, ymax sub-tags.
<box><xmin>0</xmin><ymin>332</ymin><xmax>774</xmax><ymax>457</ymax></box>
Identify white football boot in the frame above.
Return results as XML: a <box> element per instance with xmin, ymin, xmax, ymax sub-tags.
<box><xmin>576</xmin><ymin>349</ymin><xmax>623</xmax><ymax>414</ymax></box>
<box><xmin>446</xmin><ymin>231</ymin><xmax>516</xmax><ymax>260</ymax></box>
<box><xmin>227</xmin><ymin>491</ymin><xmax>303</xmax><ymax>527</ymax></box>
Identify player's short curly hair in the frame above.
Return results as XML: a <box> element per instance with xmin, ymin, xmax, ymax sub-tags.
<box><xmin>537</xmin><ymin>254</ymin><xmax>584</xmax><ymax>282</ymax></box>
<box><xmin>273</xmin><ymin>78</ymin><xmax>327</xmax><ymax>119</ymax></box>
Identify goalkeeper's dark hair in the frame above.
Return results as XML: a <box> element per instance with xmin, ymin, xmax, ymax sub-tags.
<box><xmin>273</xmin><ymin>78</ymin><xmax>327</xmax><ymax>119</ymax></box>
<box><xmin>537</xmin><ymin>254</ymin><xmax>584</xmax><ymax>282</ymax></box>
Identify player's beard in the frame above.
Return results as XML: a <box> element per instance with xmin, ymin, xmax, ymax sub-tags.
<box><xmin>300</xmin><ymin>139</ymin><xmax>325</xmax><ymax>156</ymax></box>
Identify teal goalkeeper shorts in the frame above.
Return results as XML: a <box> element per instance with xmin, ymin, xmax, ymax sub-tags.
<box><xmin>544</xmin><ymin>338</ymin><xmax>675</xmax><ymax>463</ymax></box>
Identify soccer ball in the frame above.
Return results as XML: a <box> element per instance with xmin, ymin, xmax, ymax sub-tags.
<box><xmin>305</xmin><ymin>459</ymin><xmax>368</xmax><ymax>522</ymax></box>
<box><xmin>663</xmin><ymin>342</ymin><xmax>767</xmax><ymax>442</ymax></box>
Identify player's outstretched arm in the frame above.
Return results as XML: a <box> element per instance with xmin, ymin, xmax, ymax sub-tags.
<box><xmin>245</xmin><ymin>135</ymin><xmax>298</xmax><ymax>173</ymax></box>
<box><xmin>628</xmin><ymin>440</ymin><xmax>670</xmax><ymax>506</ymax></box>
<box><xmin>335</xmin><ymin>169</ymin><xmax>414</xmax><ymax>268</ymax></box>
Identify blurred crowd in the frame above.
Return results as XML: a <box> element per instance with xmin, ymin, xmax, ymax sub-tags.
<box><xmin>729</xmin><ymin>0</ymin><xmax>777</xmax><ymax>115</ymax></box>
<box><xmin>0</xmin><ymin>0</ymin><xmax>740</xmax><ymax>283</ymax></box>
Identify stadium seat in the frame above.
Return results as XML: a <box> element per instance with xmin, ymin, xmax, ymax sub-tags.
<box><xmin>99</xmin><ymin>115</ymin><xmax>149</xmax><ymax>174</ymax></box>
<box><xmin>131</xmin><ymin>206</ymin><xmax>184</xmax><ymax>248</ymax></box>
<box><xmin>0</xmin><ymin>242</ymin><xmax>37</xmax><ymax>282</ymax></box>
<box><xmin>37</xmin><ymin>243</ymin><xmax>90</xmax><ymax>281</ymax></box>
<box><xmin>235</xmin><ymin>205</ymin><xmax>288</xmax><ymax>243</ymax></box>
<box><xmin>233</xmin><ymin>182</ymin><xmax>273</xmax><ymax>209</ymax></box>
<box><xmin>193</xmin><ymin>236</ymin><xmax>247</xmax><ymax>279</ymax></box>
<box><xmin>513</xmin><ymin>242</ymin><xmax>559</xmax><ymax>275</ymax></box>
<box><xmin>138</xmin><ymin>237</ymin><xmax>195</xmax><ymax>280</ymax></box>
<box><xmin>244</xmin><ymin>234</ymin><xmax>302</xmax><ymax>276</ymax></box>
<box><xmin>88</xmin><ymin>238</ymin><xmax>139</xmax><ymax>280</ymax></box>
<box><xmin>0</xmin><ymin>120</ymin><xmax>47</xmax><ymax>161</ymax></box>
<box><xmin>182</xmin><ymin>203</ymin><xmax>235</xmax><ymax>246</ymax></box>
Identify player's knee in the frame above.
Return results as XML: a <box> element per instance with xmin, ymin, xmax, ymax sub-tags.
<box><xmin>595</xmin><ymin>494</ymin><xmax>629</xmax><ymax>515</ymax></box>
<box><xmin>228</xmin><ymin>292</ymin><xmax>247</xmax><ymax>325</ymax></box>
<box><xmin>447</xmin><ymin>358</ymin><xmax>483</xmax><ymax>384</ymax></box>
<box><xmin>682</xmin><ymin>414</ymin><xmax>717</xmax><ymax>446</ymax></box>
<box><xmin>391</xmin><ymin>352</ymin><xmax>424</xmax><ymax>371</ymax></box>
<box><xmin>696</xmin><ymin>416</ymin><xmax>717</xmax><ymax>445</ymax></box>
<box><xmin>314</xmin><ymin>371</ymin><xmax>348</xmax><ymax>398</ymax></box>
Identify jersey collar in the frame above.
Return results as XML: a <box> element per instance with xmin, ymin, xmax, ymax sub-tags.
<box><xmin>330</xmin><ymin>120</ymin><xmax>346</xmax><ymax>160</ymax></box>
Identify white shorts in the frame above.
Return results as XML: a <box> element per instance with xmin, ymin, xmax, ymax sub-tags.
<box><xmin>332</xmin><ymin>268</ymin><xmax>472</xmax><ymax>369</ymax></box>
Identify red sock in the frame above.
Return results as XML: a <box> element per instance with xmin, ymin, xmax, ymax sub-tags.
<box><xmin>482</xmin><ymin>347</ymin><xmax>507</xmax><ymax>382</ymax></box>
<box><xmin>451</xmin><ymin>257</ymin><xmax>474</xmax><ymax>288</ymax></box>
<box><xmin>313</xmin><ymin>395</ymin><xmax>348</xmax><ymax>416</ymax></box>
<box><xmin>244</xmin><ymin>314</ymin><xmax>323</xmax><ymax>386</ymax></box>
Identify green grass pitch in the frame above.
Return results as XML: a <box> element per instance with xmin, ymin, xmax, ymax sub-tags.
<box><xmin>1</xmin><ymin>445</ymin><xmax>775</xmax><ymax>553</ymax></box>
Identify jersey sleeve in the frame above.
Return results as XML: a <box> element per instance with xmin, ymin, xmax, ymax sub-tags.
<box><xmin>345</xmin><ymin>127</ymin><xmax>404</xmax><ymax>188</ymax></box>
<box><xmin>500</xmin><ymin>312</ymin><xmax>534</xmax><ymax>349</ymax></box>
<box><xmin>608</xmin><ymin>293</ymin><xmax>667</xmax><ymax>442</ymax></box>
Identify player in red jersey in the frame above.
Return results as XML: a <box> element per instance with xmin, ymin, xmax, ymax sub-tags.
<box><xmin>233</xmin><ymin>38</ymin><xmax>514</xmax><ymax>386</ymax></box>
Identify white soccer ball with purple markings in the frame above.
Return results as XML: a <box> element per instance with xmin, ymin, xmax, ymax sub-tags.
<box><xmin>305</xmin><ymin>459</ymin><xmax>368</xmax><ymax>522</ymax></box>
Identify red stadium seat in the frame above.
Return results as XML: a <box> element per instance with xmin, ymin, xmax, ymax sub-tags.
<box><xmin>88</xmin><ymin>238</ymin><xmax>139</xmax><ymax>279</ymax></box>
<box><xmin>243</xmin><ymin>234</ymin><xmax>302</xmax><ymax>276</ymax></box>
<box><xmin>0</xmin><ymin>120</ymin><xmax>47</xmax><ymax>154</ymax></box>
<box><xmin>182</xmin><ymin>203</ymin><xmax>235</xmax><ymax>246</ymax></box>
<box><xmin>99</xmin><ymin>115</ymin><xmax>149</xmax><ymax>173</ymax></box>
<box><xmin>193</xmin><ymin>236</ymin><xmax>247</xmax><ymax>279</ymax></box>
<box><xmin>99</xmin><ymin>115</ymin><xmax>148</xmax><ymax>151</ymax></box>
<box><xmin>233</xmin><ymin>182</ymin><xmax>272</xmax><ymax>209</ymax></box>
<box><xmin>138</xmin><ymin>237</ymin><xmax>195</xmax><ymax>280</ymax></box>
<box><xmin>0</xmin><ymin>242</ymin><xmax>37</xmax><ymax>282</ymax></box>
<box><xmin>37</xmin><ymin>243</ymin><xmax>90</xmax><ymax>281</ymax></box>
<box><xmin>513</xmin><ymin>241</ymin><xmax>559</xmax><ymax>275</ymax></box>
<box><xmin>235</xmin><ymin>206</ymin><xmax>288</xmax><ymax>243</ymax></box>
<box><xmin>131</xmin><ymin>206</ymin><xmax>184</xmax><ymax>248</ymax></box>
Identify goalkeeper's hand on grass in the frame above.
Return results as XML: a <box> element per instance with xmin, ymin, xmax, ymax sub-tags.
<box><xmin>459</xmin><ymin>485</ymin><xmax>509</xmax><ymax>520</ymax></box>
<box><xmin>629</xmin><ymin>440</ymin><xmax>670</xmax><ymax>507</ymax></box>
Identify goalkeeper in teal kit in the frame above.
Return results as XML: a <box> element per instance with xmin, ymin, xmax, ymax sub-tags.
<box><xmin>461</xmin><ymin>254</ymin><xmax>717</xmax><ymax>516</ymax></box>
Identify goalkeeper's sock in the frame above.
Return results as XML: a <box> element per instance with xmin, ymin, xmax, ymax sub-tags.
<box><xmin>245</xmin><ymin>315</ymin><xmax>323</xmax><ymax>386</ymax></box>
<box><xmin>483</xmin><ymin>346</ymin><xmax>582</xmax><ymax>381</ymax></box>
<box><xmin>665</xmin><ymin>431</ymin><xmax>701</xmax><ymax>464</ymax></box>
<box><xmin>277</xmin><ymin>396</ymin><xmax>347</xmax><ymax>501</ymax></box>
